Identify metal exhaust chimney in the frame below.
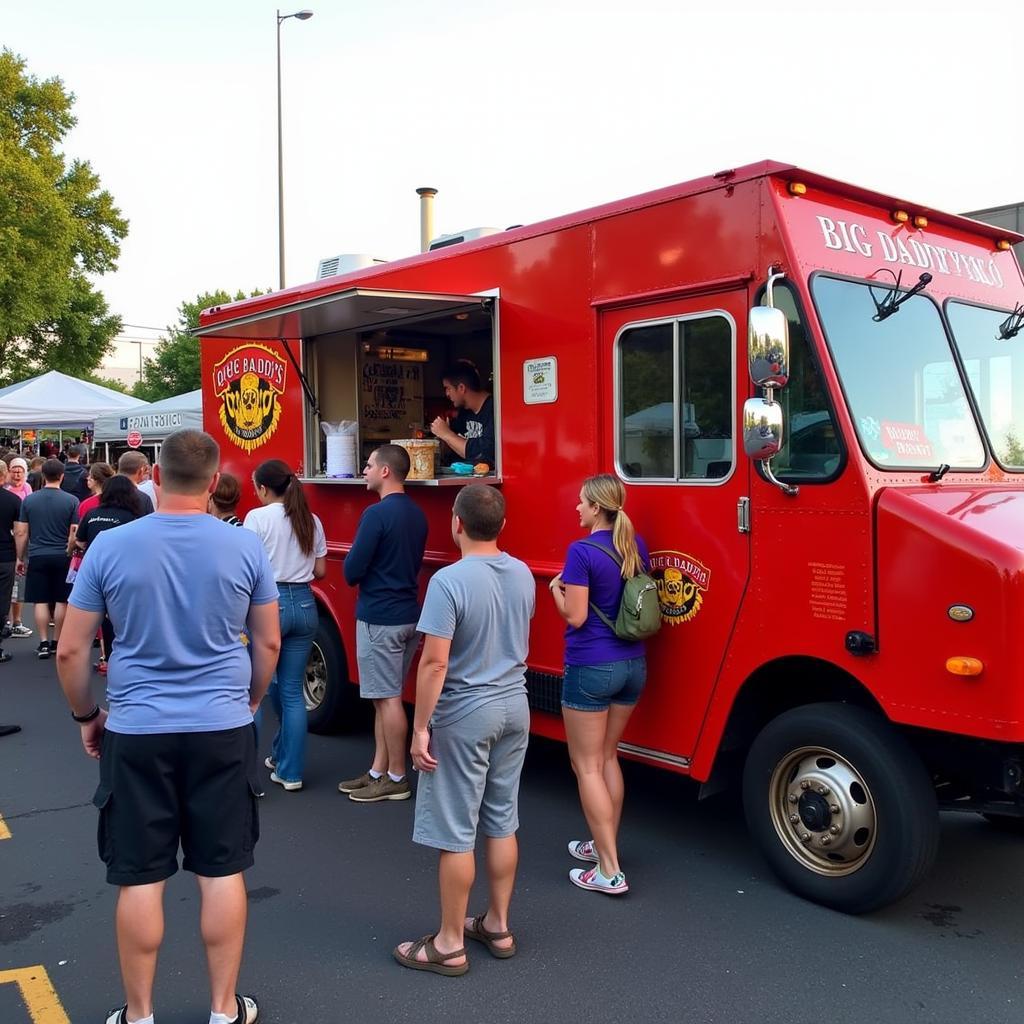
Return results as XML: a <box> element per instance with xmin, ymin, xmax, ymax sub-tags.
<box><xmin>416</xmin><ymin>187</ymin><xmax>438</xmax><ymax>253</ymax></box>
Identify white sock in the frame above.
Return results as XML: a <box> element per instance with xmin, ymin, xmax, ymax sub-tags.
<box><xmin>128</xmin><ymin>1015</ymin><xmax>154</xmax><ymax>1024</ymax></box>
<box><xmin>368</xmin><ymin>769</ymin><xmax>383</xmax><ymax>780</ymax></box>
<box><xmin>387</xmin><ymin>771</ymin><xmax>405</xmax><ymax>783</ymax></box>
<box><xmin>209</xmin><ymin>1012</ymin><xmax>233</xmax><ymax>1024</ymax></box>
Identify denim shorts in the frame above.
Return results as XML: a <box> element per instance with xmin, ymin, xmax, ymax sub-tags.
<box><xmin>561</xmin><ymin>657</ymin><xmax>647</xmax><ymax>712</ymax></box>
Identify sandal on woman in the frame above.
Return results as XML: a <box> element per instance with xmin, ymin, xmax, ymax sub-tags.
<box><xmin>465</xmin><ymin>913</ymin><xmax>517</xmax><ymax>958</ymax></box>
<box><xmin>393</xmin><ymin>934</ymin><xmax>469</xmax><ymax>976</ymax></box>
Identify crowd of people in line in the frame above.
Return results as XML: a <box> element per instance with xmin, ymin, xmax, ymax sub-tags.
<box><xmin>1</xmin><ymin>428</ymin><xmax>655</xmax><ymax>1024</ymax></box>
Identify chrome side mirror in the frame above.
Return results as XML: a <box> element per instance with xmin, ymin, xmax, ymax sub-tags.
<box><xmin>748</xmin><ymin>306</ymin><xmax>790</xmax><ymax>389</ymax></box>
<box><xmin>742</xmin><ymin>397</ymin><xmax>783</xmax><ymax>460</ymax></box>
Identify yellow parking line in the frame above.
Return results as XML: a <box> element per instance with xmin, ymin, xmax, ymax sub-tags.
<box><xmin>0</xmin><ymin>966</ymin><xmax>70</xmax><ymax>1023</ymax></box>
<box><xmin>0</xmin><ymin>812</ymin><xmax>10</xmax><ymax>840</ymax></box>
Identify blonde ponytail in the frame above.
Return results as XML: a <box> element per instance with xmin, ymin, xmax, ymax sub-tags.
<box><xmin>581</xmin><ymin>474</ymin><xmax>643</xmax><ymax>579</ymax></box>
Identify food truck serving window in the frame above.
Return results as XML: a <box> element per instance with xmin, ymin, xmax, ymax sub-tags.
<box><xmin>616</xmin><ymin>312</ymin><xmax>734</xmax><ymax>483</ymax></box>
<box><xmin>301</xmin><ymin>291</ymin><xmax>499</xmax><ymax>482</ymax></box>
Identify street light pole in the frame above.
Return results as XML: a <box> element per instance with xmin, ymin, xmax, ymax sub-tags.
<box><xmin>276</xmin><ymin>9</ymin><xmax>314</xmax><ymax>292</ymax></box>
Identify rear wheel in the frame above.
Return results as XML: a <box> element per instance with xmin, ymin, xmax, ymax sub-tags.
<box><xmin>304</xmin><ymin>613</ymin><xmax>356</xmax><ymax>734</ymax></box>
<box><xmin>742</xmin><ymin>702</ymin><xmax>939</xmax><ymax>913</ymax></box>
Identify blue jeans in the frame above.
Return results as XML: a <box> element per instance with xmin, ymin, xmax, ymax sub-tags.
<box><xmin>266</xmin><ymin>583</ymin><xmax>318</xmax><ymax>783</ymax></box>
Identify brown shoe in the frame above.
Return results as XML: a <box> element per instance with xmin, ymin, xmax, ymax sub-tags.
<box><xmin>337</xmin><ymin>771</ymin><xmax>374</xmax><ymax>794</ymax></box>
<box><xmin>349</xmin><ymin>775</ymin><xmax>411</xmax><ymax>802</ymax></box>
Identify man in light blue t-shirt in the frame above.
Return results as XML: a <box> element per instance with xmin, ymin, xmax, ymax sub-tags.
<box><xmin>394</xmin><ymin>484</ymin><xmax>534</xmax><ymax>976</ymax></box>
<box><xmin>56</xmin><ymin>429</ymin><xmax>281</xmax><ymax>1024</ymax></box>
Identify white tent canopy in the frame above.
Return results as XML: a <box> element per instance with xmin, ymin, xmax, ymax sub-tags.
<box><xmin>92</xmin><ymin>389</ymin><xmax>203</xmax><ymax>443</ymax></box>
<box><xmin>0</xmin><ymin>370</ymin><xmax>139</xmax><ymax>430</ymax></box>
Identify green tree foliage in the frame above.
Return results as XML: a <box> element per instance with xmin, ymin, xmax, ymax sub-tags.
<box><xmin>0</xmin><ymin>50</ymin><xmax>128</xmax><ymax>386</ymax></box>
<box><xmin>133</xmin><ymin>290</ymin><xmax>264</xmax><ymax>401</ymax></box>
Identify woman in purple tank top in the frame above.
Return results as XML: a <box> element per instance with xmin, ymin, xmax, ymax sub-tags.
<box><xmin>549</xmin><ymin>474</ymin><xmax>648</xmax><ymax>896</ymax></box>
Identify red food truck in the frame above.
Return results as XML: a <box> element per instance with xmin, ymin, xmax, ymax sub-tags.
<box><xmin>197</xmin><ymin>160</ymin><xmax>1024</xmax><ymax>912</ymax></box>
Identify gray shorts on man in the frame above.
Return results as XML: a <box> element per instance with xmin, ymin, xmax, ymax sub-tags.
<box><xmin>356</xmin><ymin>620</ymin><xmax>418</xmax><ymax>699</ymax></box>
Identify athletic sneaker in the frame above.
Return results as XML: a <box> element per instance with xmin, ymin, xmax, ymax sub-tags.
<box><xmin>569</xmin><ymin>865</ymin><xmax>630</xmax><ymax>895</ymax></box>
<box><xmin>36</xmin><ymin>642</ymin><xmax>50</xmax><ymax>660</ymax></box>
<box><xmin>104</xmin><ymin>1006</ymin><xmax>127</xmax><ymax>1024</ymax></box>
<box><xmin>228</xmin><ymin>993</ymin><xmax>260</xmax><ymax>1023</ymax></box>
<box><xmin>269</xmin><ymin>771</ymin><xmax>302</xmax><ymax>791</ymax></box>
<box><xmin>264</xmin><ymin>756</ymin><xmax>276</xmax><ymax>770</ymax></box>
<box><xmin>567</xmin><ymin>839</ymin><xmax>599</xmax><ymax>863</ymax></box>
<box><xmin>9</xmin><ymin>624</ymin><xmax>32</xmax><ymax>638</ymax></box>
<box><xmin>337</xmin><ymin>770</ymin><xmax>373</xmax><ymax>794</ymax></box>
<box><xmin>348</xmin><ymin>775</ymin><xmax>411</xmax><ymax>802</ymax></box>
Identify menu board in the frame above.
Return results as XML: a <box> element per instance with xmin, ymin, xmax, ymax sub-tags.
<box><xmin>359</xmin><ymin>354</ymin><xmax>424</xmax><ymax>440</ymax></box>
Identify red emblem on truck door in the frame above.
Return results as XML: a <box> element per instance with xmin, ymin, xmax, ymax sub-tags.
<box><xmin>213</xmin><ymin>344</ymin><xmax>288</xmax><ymax>453</ymax></box>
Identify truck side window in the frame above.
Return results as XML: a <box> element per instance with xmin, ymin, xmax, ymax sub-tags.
<box><xmin>770</xmin><ymin>284</ymin><xmax>843</xmax><ymax>481</ymax></box>
<box><xmin>618</xmin><ymin>314</ymin><xmax>733</xmax><ymax>482</ymax></box>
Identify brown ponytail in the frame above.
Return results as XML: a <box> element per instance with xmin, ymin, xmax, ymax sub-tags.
<box><xmin>254</xmin><ymin>459</ymin><xmax>315</xmax><ymax>556</ymax></box>
<box><xmin>581</xmin><ymin>473</ymin><xmax>643</xmax><ymax>579</ymax></box>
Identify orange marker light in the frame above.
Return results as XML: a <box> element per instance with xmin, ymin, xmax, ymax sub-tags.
<box><xmin>788</xmin><ymin>182</ymin><xmax>807</xmax><ymax>196</ymax></box>
<box><xmin>997</xmin><ymin>239</ymin><xmax>1012</xmax><ymax>251</ymax></box>
<box><xmin>913</xmin><ymin>215</ymin><xmax>928</xmax><ymax>229</ymax></box>
<box><xmin>892</xmin><ymin>210</ymin><xmax>910</xmax><ymax>224</ymax></box>
<box><xmin>946</xmin><ymin>656</ymin><xmax>983</xmax><ymax>677</ymax></box>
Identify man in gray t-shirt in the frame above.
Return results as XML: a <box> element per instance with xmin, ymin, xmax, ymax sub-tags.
<box><xmin>14</xmin><ymin>459</ymin><xmax>79</xmax><ymax>657</ymax></box>
<box><xmin>394</xmin><ymin>484</ymin><xmax>535</xmax><ymax>976</ymax></box>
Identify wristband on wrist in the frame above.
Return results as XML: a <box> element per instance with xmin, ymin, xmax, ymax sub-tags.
<box><xmin>72</xmin><ymin>704</ymin><xmax>101</xmax><ymax>724</ymax></box>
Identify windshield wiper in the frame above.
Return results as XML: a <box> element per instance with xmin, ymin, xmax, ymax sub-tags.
<box><xmin>997</xmin><ymin>303</ymin><xmax>1024</xmax><ymax>340</ymax></box>
<box><xmin>868</xmin><ymin>270</ymin><xmax>933</xmax><ymax>322</ymax></box>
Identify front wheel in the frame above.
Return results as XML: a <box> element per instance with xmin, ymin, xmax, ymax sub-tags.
<box><xmin>742</xmin><ymin>702</ymin><xmax>939</xmax><ymax>914</ymax></box>
<box><xmin>304</xmin><ymin>614</ymin><xmax>356</xmax><ymax>734</ymax></box>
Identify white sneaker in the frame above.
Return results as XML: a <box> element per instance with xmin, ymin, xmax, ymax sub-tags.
<box><xmin>269</xmin><ymin>771</ymin><xmax>302</xmax><ymax>791</ymax></box>
<box><xmin>569</xmin><ymin>865</ymin><xmax>629</xmax><ymax>895</ymax></box>
<box><xmin>567</xmin><ymin>839</ymin><xmax>599</xmax><ymax>863</ymax></box>
<box><xmin>9</xmin><ymin>624</ymin><xmax>32</xmax><ymax>638</ymax></box>
<box><xmin>264</xmin><ymin>756</ymin><xmax>276</xmax><ymax>770</ymax></box>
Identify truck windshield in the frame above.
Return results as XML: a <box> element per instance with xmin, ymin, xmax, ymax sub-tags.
<box><xmin>812</xmin><ymin>276</ymin><xmax>985</xmax><ymax>470</ymax></box>
<box><xmin>946</xmin><ymin>301</ymin><xmax>1024</xmax><ymax>470</ymax></box>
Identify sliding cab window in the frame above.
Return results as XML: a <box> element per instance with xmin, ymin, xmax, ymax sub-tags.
<box><xmin>946</xmin><ymin>301</ymin><xmax>1024</xmax><ymax>471</ymax></box>
<box><xmin>618</xmin><ymin>314</ymin><xmax>734</xmax><ymax>482</ymax></box>
<box><xmin>767</xmin><ymin>283</ymin><xmax>843</xmax><ymax>481</ymax></box>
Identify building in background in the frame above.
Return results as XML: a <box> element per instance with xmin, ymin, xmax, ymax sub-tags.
<box><xmin>101</xmin><ymin>333</ymin><xmax>161</xmax><ymax>388</ymax></box>
<box><xmin>964</xmin><ymin>202</ymin><xmax>1024</xmax><ymax>270</ymax></box>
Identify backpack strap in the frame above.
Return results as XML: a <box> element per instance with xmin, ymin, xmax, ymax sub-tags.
<box><xmin>577</xmin><ymin>539</ymin><xmax>622</xmax><ymax>634</ymax></box>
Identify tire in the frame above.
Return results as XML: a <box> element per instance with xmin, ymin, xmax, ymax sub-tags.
<box><xmin>742</xmin><ymin>702</ymin><xmax>939</xmax><ymax>914</ymax></box>
<box><xmin>304</xmin><ymin>613</ymin><xmax>357</xmax><ymax>734</ymax></box>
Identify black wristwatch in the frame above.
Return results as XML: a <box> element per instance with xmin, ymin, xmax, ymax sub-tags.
<box><xmin>71</xmin><ymin>705</ymin><xmax>101</xmax><ymax>724</ymax></box>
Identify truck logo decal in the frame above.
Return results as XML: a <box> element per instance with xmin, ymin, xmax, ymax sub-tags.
<box><xmin>213</xmin><ymin>344</ymin><xmax>288</xmax><ymax>453</ymax></box>
<box><xmin>648</xmin><ymin>550</ymin><xmax>711</xmax><ymax>625</ymax></box>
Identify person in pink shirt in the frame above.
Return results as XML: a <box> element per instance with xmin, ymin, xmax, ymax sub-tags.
<box><xmin>5</xmin><ymin>458</ymin><xmax>32</xmax><ymax>500</ymax></box>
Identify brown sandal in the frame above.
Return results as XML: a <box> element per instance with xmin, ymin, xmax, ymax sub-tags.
<box><xmin>465</xmin><ymin>914</ymin><xmax>517</xmax><ymax>958</ymax></box>
<box><xmin>393</xmin><ymin>934</ymin><xmax>469</xmax><ymax>976</ymax></box>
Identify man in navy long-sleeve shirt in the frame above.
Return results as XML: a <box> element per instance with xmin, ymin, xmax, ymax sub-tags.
<box><xmin>340</xmin><ymin>444</ymin><xmax>428</xmax><ymax>803</ymax></box>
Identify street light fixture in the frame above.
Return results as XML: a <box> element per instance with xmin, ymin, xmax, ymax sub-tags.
<box><xmin>277</xmin><ymin>8</ymin><xmax>314</xmax><ymax>291</ymax></box>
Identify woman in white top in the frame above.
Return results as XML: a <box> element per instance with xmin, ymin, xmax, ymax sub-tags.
<box><xmin>244</xmin><ymin>460</ymin><xmax>327</xmax><ymax>790</ymax></box>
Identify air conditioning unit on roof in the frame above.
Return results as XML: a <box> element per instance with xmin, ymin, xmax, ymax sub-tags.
<box><xmin>428</xmin><ymin>227</ymin><xmax>503</xmax><ymax>251</ymax></box>
<box><xmin>316</xmin><ymin>254</ymin><xmax>388</xmax><ymax>280</ymax></box>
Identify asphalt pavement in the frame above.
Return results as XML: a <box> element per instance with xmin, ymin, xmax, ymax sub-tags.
<box><xmin>2</xmin><ymin>641</ymin><xmax>1024</xmax><ymax>1024</ymax></box>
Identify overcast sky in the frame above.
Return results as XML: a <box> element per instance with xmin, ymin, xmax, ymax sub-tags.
<box><xmin>5</xmin><ymin>0</ymin><xmax>1019</xmax><ymax>340</ymax></box>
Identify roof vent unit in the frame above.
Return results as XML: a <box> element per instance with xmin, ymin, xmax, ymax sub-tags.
<box><xmin>428</xmin><ymin>227</ymin><xmax>503</xmax><ymax>251</ymax></box>
<box><xmin>316</xmin><ymin>253</ymin><xmax>388</xmax><ymax>280</ymax></box>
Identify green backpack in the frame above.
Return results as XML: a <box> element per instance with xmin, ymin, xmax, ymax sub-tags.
<box><xmin>580</xmin><ymin>540</ymin><xmax>662</xmax><ymax>642</ymax></box>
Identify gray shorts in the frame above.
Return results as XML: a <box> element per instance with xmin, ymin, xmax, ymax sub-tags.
<box><xmin>413</xmin><ymin>694</ymin><xmax>530</xmax><ymax>853</ymax></box>
<box><xmin>356</xmin><ymin>620</ymin><xmax>419</xmax><ymax>699</ymax></box>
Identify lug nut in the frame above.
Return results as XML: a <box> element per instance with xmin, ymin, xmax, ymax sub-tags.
<box><xmin>820</xmin><ymin>836</ymin><xmax>832</xmax><ymax>846</ymax></box>
<box><xmin>789</xmin><ymin>814</ymin><xmax>800</xmax><ymax>824</ymax></box>
<box><xmin>788</xmin><ymin>794</ymin><xmax>798</xmax><ymax>804</ymax></box>
<box><xmin>829</xmin><ymin>825</ymin><xmax>840</xmax><ymax>835</ymax></box>
<box><xmin>800</xmin><ymin>781</ymin><xmax>810</xmax><ymax>790</ymax></box>
<box><xmin>817</xmin><ymin>785</ymin><xmax>830</xmax><ymax>795</ymax></box>
<box><xmin>800</xmin><ymin>833</ymin><xmax>811</xmax><ymax>843</ymax></box>
<box><xmin>830</xmin><ymin>804</ymin><xmax>840</xmax><ymax>814</ymax></box>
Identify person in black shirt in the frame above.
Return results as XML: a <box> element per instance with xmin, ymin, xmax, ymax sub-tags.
<box><xmin>0</xmin><ymin>459</ymin><xmax>22</xmax><ymax>667</ymax></box>
<box><xmin>60</xmin><ymin>444</ymin><xmax>91</xmax><ymax>502</ymax></box>
<box><xmin>76</xmin><ymin>475</ymin><xmax>144</xmax><ymax>669</ymax></box>
<box><xmin>430</xmin><ymin>360</ymin><xmax>496</xmax><ymax>470</ymax></box>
